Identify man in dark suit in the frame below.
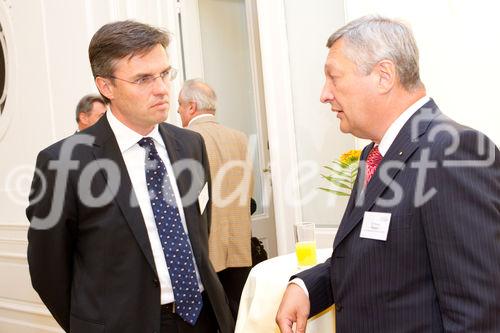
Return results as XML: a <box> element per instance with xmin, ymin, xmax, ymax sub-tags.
<box><xmin>276</xmin><ymin>16</ymin><xmax>500</xmax><ymax>332</ymax></box>
<box><xmin>75</xmin><ymin>94</ymin><xmax>106</xmax><ymax>131</ymax></box>
<box><xmin>26</xmin><ymin>20</ymin><xmax>234</xmax><ymax>333</ymax></box>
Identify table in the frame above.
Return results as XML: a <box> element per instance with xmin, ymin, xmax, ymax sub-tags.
<box><xmin>235</xmin><ymin>248</ymin><xmax>335</xmax><ymax>333</ymax></box>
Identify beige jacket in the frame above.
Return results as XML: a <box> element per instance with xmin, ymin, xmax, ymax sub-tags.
<box><xmin>189</xmin><ymin>115</ymin><xmax>253</xmax><ymax>272</ymax></box>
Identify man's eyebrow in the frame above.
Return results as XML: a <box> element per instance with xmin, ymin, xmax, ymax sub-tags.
<box><xmin>131</xmin><ymin>66</ymin><xmax>172</xmax><ymax>79</ymax></box>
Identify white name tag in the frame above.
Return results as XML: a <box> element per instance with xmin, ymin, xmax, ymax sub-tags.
<box><xmin>360</xmin><ymin>211</ymin><xmax>391</xmax><ymax>241</ymax></box>
<box><xmin>198</xmin><ymin>182</ymin><xmax>209</xmax><ymax>214</ymax></box>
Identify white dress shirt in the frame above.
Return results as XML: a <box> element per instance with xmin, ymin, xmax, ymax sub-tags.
<box><xmin>291</xmin><ymin>95</ymin><xmax>430</xmax><ymax>296</ymax></box>
<box><xmin>378</xmin><ymin>96</ymin><xmax>430</xmax><ymax>156</ymax></box>
<box><xmin>106</xmin><ymin>110</ymin><xmax>204</xmax><ymax>304</ymax></box>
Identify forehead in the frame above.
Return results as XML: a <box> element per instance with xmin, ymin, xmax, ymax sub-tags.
<box><xmin>91</xmin><ymin>101</ymin><xmax>105</xmax><ymax>108</ymax></box>
<box><xmin>324</xmin><ymin>39</ymin><xmax>355</xmax><ymax>72</ymax></box>
<box><xmin>90</xmin><ymin>101</ymin><xmax>106</xmax><ymax>112</ymax></box>
<box><xmin>114</xmin><ymin>44</ymin><xmax>170</xmax><ymax>74</ymax></box>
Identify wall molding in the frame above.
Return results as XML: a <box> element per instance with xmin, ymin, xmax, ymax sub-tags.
<box><xmin>0</xmin><ymin>222</ymin><xmax>28</xmax><ymax>239</ymax></box>
<box><xmin>0</xmin><ymin>222</ymin><xmax>28</xmax><ymax>229</ymax></box>
<box><xmin>0</xmin><ymin>317</ymin><xmax>61</xmax><ymax>333</ymax></box>
<box><xmin>0</xmin><ymin>297</ymin><xmax>50</xmax><ymax>317</ymax></box>
<box><xmin>0</xmin><ymin>251</ymin><xmax>26</xmax><ymax>265</ymax></box>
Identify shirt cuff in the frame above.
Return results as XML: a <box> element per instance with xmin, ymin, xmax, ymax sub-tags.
<box><xmin>289</xmin><ymin>278</ymin><xmax>309</xmax><ymax>298</ymax></box>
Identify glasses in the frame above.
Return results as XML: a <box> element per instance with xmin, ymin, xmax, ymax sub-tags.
<box><xmin>108</xmin><ymin>68</ymin><xmax>178</xmax><ymax>88</ymax></box>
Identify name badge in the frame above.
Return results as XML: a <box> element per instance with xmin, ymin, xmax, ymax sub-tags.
<box><xmin>198</xmin><ymin>182</ymin><xmax>209</xmax><ymax>214</ymax></box>
<box><xmin>360</xmin><ymin>211</ymin><xmax>391</xmax><ymax>241</ymax></box>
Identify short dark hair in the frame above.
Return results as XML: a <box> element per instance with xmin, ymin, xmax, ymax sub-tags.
<box><xmin>88</xmin><ymin>20</ymin><xmax>170</xmax><ymax>103</ymax></box>
<box><xmin>75</xmin><ymin>94</ymin><xmax>105</xmax><ymax>123</ymax></box>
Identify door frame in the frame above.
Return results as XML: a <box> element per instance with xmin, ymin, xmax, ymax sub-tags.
<box><xmin>177</xmin><ymin>0</ymin><xmax>280</xmax><ymax>256</ymax></box>
<box><xmin>255</xmin><ymin>0</ymin><xmax>303</xmax><ymax>254</ymax></box>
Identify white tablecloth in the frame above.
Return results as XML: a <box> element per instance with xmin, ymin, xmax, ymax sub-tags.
<box><xmin>235</xmin><ymin>248</ymin><xmax>335</xmax><ymax>333</ymax></box>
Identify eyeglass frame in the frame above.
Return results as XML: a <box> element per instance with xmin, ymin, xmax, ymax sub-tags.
<box><xmin>105</xmin><ymin>67</ymin><xmax>178</xmax><ymax>88</ymax></box>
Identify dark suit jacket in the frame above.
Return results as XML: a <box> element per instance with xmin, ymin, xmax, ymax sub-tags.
<box><xmin>297</xmin><ymin>100</ymin><xmax>500</xmax><ymax>332</ymax></box>
<box><xmin>26</xmin><ymin>115</ymin><xmax>234</xmax><ymax>333</ymax></box>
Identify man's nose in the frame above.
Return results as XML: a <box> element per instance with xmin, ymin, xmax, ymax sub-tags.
<box><xmin>152</xmin><ymin>76</ymin><xmax>169</xmax><ymax>95</ymax></box>
<box><xmin>320</xmin><ymin>84</ymin><xmax>333</xmax><ymax>103</ymax></box>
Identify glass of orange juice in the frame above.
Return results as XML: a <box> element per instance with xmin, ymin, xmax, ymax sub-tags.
<box><xmin>294</xmin><ymin>222</ymin><xmax>317</xmax><ymax>268</ymax></box>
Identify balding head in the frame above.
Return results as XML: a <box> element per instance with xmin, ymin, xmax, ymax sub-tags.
<box><xmin>76</xmin><ymin>94</ymin><xmax>107</xmax><ymax>131</ymax></box>
<box><xmin>178</xmin><ymin>79</ymin><xmax>217</xmax><ymax>127</ymax></box>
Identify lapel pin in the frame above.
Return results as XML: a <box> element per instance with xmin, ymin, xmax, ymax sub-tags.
<box><xmin>398</xmin><ymin>151</ymin><xmax>403</xmax><ymax>156</ymax></box>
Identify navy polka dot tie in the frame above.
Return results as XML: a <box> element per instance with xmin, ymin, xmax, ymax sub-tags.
<box><xmin>138</xmin><ymin>137</ymin><xmax>203</xmax><ymax>325</ymax></box>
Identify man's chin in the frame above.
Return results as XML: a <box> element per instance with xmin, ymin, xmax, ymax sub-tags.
<box><xmin>338</xmin><ymin>121</ymin><xmax>351</xmax><ymax>134</ymax></box>
<box><xmin>154</xmin><ymin>109</ymin><xmax>169</xmax><ymax>123</ymax></box>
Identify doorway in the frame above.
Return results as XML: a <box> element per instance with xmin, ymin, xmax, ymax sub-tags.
<box><xmin>178</xmin><ymin>0</ymin><xmax>277</xmax><ymax>257</ymax></box>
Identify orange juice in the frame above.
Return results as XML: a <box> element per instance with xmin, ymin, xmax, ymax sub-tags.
<box><xmin>295</xmin><ymin>241</ymin><xmax>317</xmax><ymax>267</ymax></box>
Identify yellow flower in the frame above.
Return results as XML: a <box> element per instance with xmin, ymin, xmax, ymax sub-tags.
<box><xmin>319</xmin><ymin>149</ymin><xmax>362</xmax><ymax>196</ymax></box>
<box><xmin>339</xmin><ymin>150</ymin><xmax>362</xmax><ymax>166</ymax></box>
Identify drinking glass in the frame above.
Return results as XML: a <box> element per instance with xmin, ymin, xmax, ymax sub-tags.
<box><xmin>294</xmin><ymin>222</ymin><xmax>317</xmax><ymax>268</ymax></box>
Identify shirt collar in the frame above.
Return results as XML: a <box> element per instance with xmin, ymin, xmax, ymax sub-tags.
<box><xmin>378</xmin><ymin>96</ymin><xmax>430</xmax><ymax>156</ymax></box>
<box><xmin>106</xmin><ymin>109</ymin><xmax>165</xmax><ymax>153</ymax></box>
<box><xmin>187</xmin><ymin>113</ymin><xmax>215</xmax><ymax>127</ymax></box>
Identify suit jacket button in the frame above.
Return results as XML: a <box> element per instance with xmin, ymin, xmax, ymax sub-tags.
<box><xmin>335</xmin><ymin>303</ymin><xmax>343</xmax><ymax>312</ymax></box>
<box><xmin>153</xmin><ymin>278</ymin><xmax>160</xmax><ymax>287</ymax></box>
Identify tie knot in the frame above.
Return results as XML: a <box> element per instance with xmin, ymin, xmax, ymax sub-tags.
<box><xmin>138</xmin><ymin>137</ymin><xmax>158</xmax><ymax>155</ymax></box>
<box><xmin>364</xmin><ymin>145</ymin><xmax>383</xmax><ymax>187</ymax></box>
<box><xmin>138</xmin><ymin>137</ymin><xmax>155</xmax><ymax>148</ymax></box>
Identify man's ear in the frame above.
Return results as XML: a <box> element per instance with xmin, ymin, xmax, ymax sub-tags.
<box><xmin>375</xmin><ymin>60</ymin><xmax>396</xmax><ymax>94</ymax></box>
<box><xmin>95</xmin><ymin>77</ymin><xmax>114</xmax><ymax>100</ymax></box>
<box><xmin>188</xmin><ymin>101</ymin><xmax>198</xmax><ymax>116</ymax></box>
<box><xmin>77</xmin><ymin>112</ymin><xmax>85</xmax><ymax>125</ymax></box>
<box><xmin>78</xmin><ymin>112</ymin><xmax>89</xmax><ymax>126</ymax></box>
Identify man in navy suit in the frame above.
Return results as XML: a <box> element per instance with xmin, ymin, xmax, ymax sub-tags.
<box><xmin>27</xmin><ymin>20</ymin><xmax>234</xmax><ymax>333</ymax></box>
<box><xmin>276</xmin><ymin>16</ymin><xmax>500</xmax><ymax>332</ymax></box>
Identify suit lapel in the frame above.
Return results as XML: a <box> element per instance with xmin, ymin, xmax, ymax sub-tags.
<box><xmin>333</xmin><ymin>100</ymin><xmax>441</xmax><ymax>251</ymax></box>
<box><xmin>89</xmin><ymin>117</ymin><xmax>158</xmax><ymax>276</ymax></box>
<box><xmin>159</xmin><ymin>124</ymin><xmax>191</xmax><ymax>204</ymax></box>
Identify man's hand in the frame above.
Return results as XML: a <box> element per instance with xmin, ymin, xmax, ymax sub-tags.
<box><xmin>276</xmin><ymin>283</ymin><xmax>310</xmax><ymax>333</ymax></box>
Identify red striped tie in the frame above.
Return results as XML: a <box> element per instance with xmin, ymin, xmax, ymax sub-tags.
<box><xmin>364</xmin><ymin>145</ymin><xmax>383</xmax><ymax>187</ymax></box>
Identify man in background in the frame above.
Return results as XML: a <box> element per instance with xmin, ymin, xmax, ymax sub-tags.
<box><xmin>276</xmin><ymin>16</ymin><xmax>500</xmax><ymax>332</ymax></box>
<box><xmin>178</xmin><ymin>79</ymin><xmax>253</xmax><ymax>318</ymax></box>
<box><xmin>75</xmin><ymin>93</ymin><xmax>106</xmax><ymax>131</ymax></box>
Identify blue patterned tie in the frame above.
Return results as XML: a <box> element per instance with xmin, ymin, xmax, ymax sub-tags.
<box><xmin>138</xmin><ymin>137</ymin><xmax>203</xmax><ymax>325</ymax></box>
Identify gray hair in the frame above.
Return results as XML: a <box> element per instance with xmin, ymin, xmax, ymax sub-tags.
<box><xmin>180</xmin><ymin>79</ymin><xmax>217</xmax><ymax>112</ymax></box>
<box><xmin>75</xmin><ymin>94</ymin><xmax>105</xmax><ymax>123</ymax></box>
<box><xmin>327</xmin><ymin>15</ymin><xmax>422</xmax><ymax>91</ymax></box>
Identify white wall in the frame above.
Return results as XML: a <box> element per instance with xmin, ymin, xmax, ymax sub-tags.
<box><xmin>255</xmin><ymin>0</ymin><xmax>352</xmax><ymax>253</ymax></box>
<box><xmin>345</xmin><ymin>0</ymin><xmax>500</xmax><ymax>145</ymax></box>
<box><xmin>198</xmin><ymin>0</ymin><xmax>257</xmax><ymax>136</ymax></box>
<box><xmin>283</xmin><ymin>0</ymin><xmax>353</xmax><ymax>228</ymax></box>
<box><xmin>196</xmin><ymin>0</ymin><xmax>265</xmax><ymax>212</ymax></box>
